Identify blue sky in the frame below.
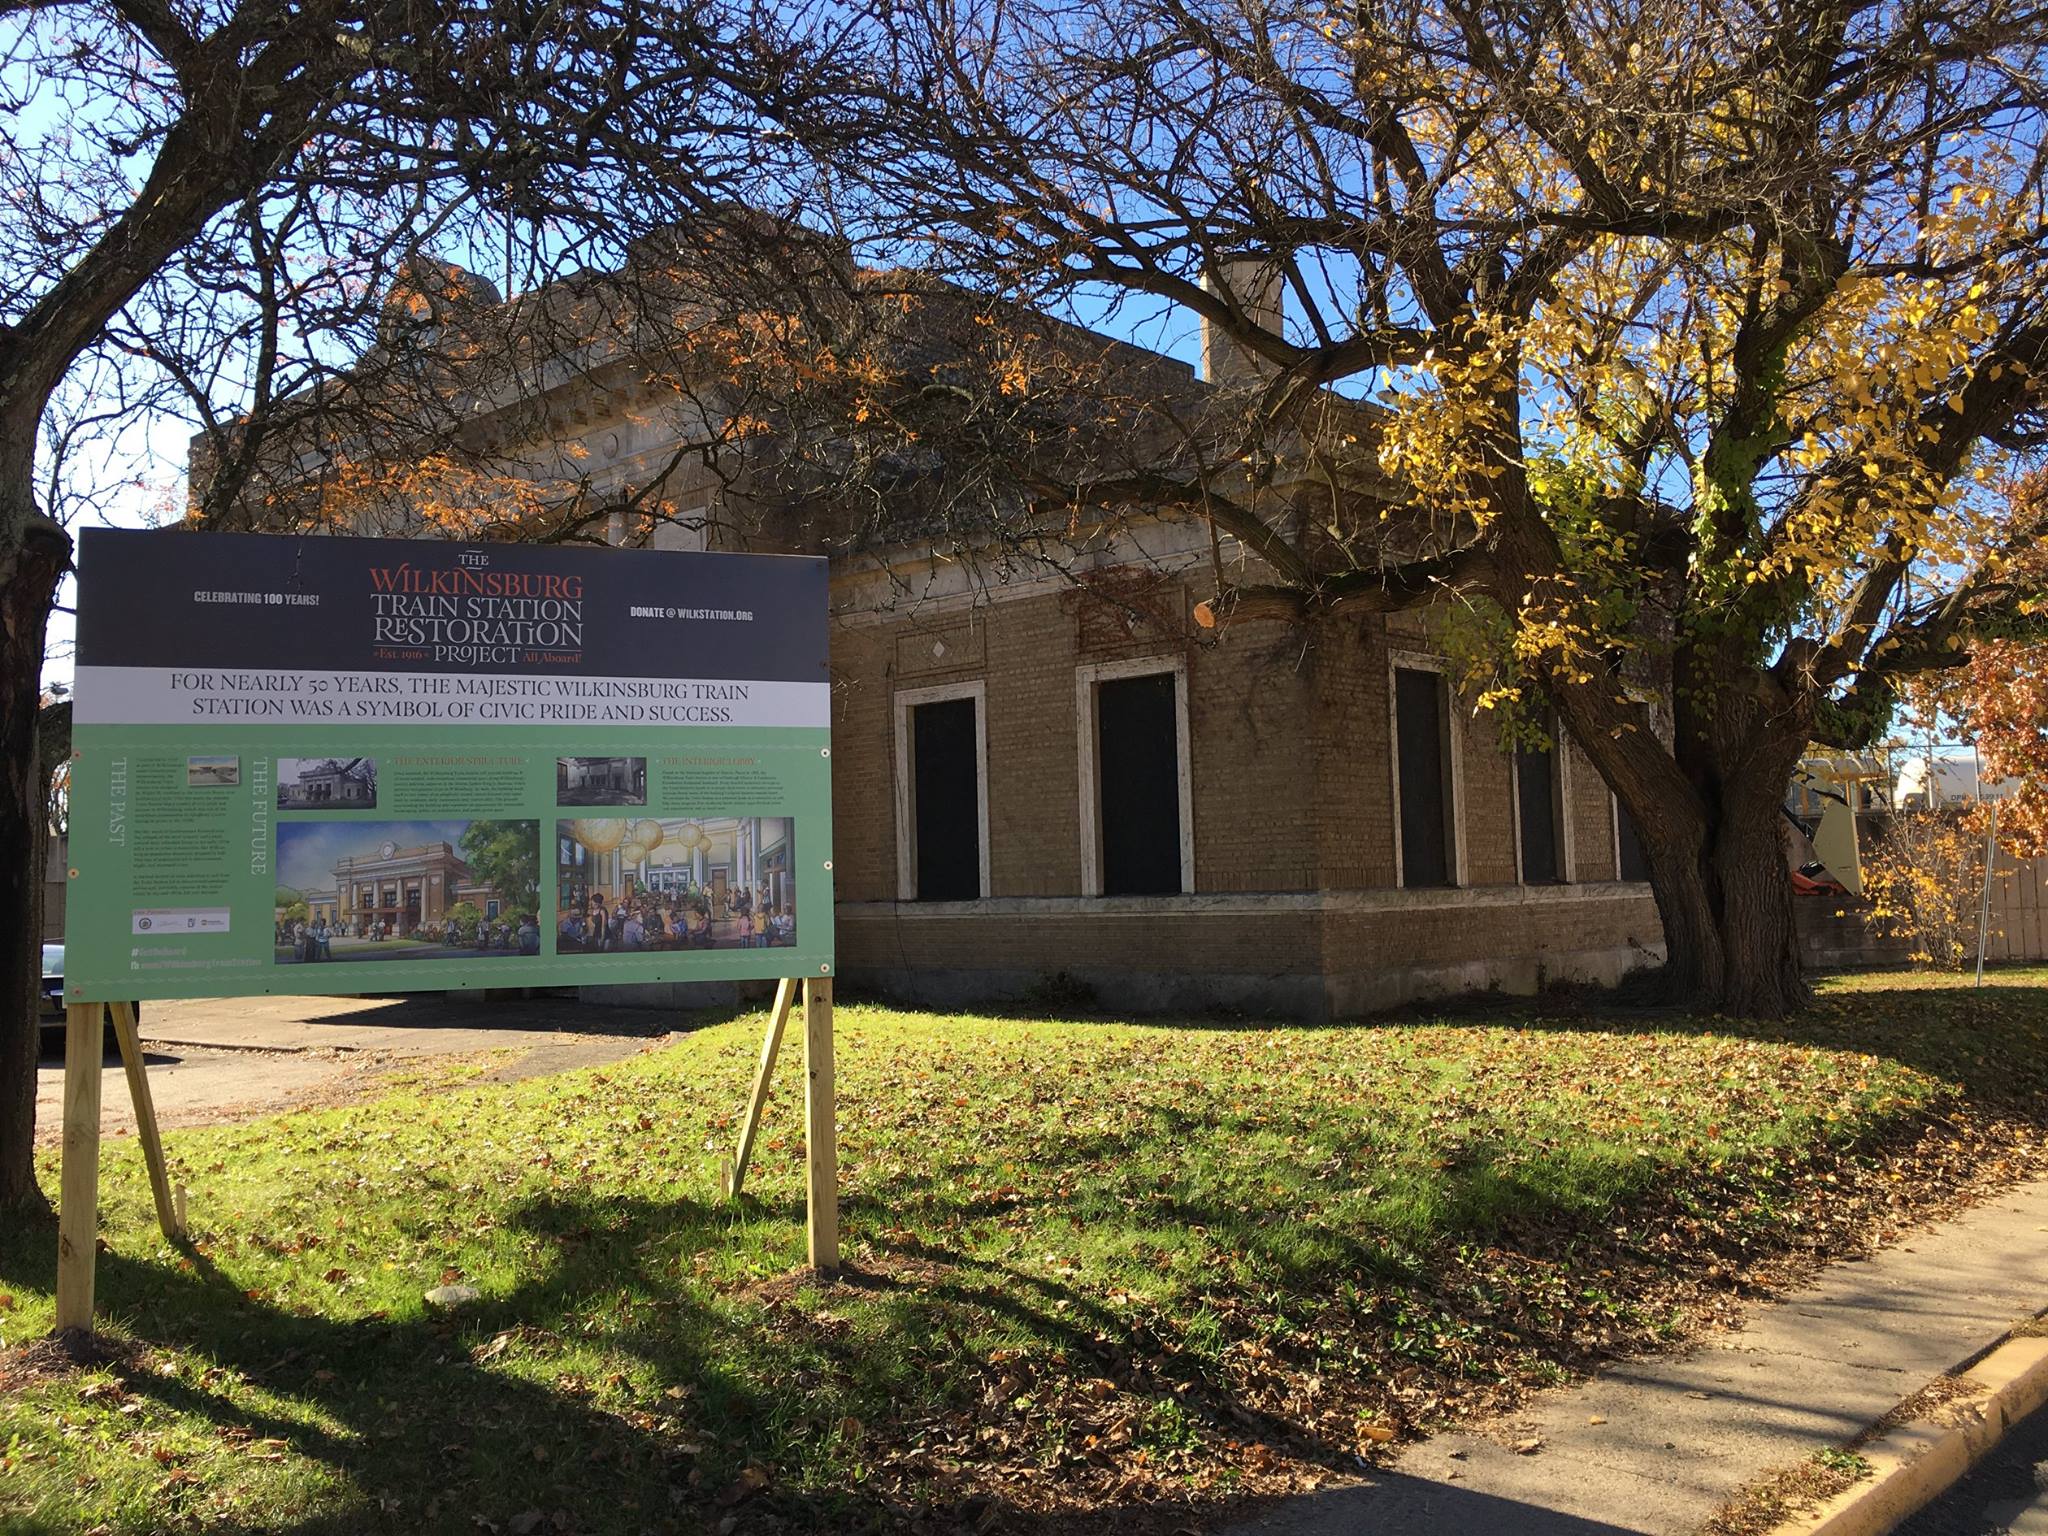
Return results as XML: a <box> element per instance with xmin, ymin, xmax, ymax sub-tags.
<box><xmin>275</xmin><ymin>819</ymin><xmax>475</xmax><ymax>895</ymax></box>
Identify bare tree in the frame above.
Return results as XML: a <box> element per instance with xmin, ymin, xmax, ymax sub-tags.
<box><xmin>0</xmin><ymin>0</ymin><xmax>884</xmax><ymax>1213</ymax></box>
<box><xmin>824</xmin><ymin>0</ymin><xmax>2048</xmax><ymax>1016</ymax></box>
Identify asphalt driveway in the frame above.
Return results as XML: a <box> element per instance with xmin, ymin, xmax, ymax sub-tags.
<box><xmin>33</xmin><ymin>991</ymin><xmax>685</xmax><ymax>1145</ymax></box>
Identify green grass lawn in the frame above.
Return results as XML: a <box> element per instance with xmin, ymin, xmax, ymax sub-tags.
<box><xmin>5</xmin><ymin>970</ymin><xmax>2048</xmax><ymax>1535</ymax></box>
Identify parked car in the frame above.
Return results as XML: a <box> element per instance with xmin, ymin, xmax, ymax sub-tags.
<box><xmin>38</xmin><ymin>943</ymin><xmax>137</xmax><ymax>1055</ymax></box>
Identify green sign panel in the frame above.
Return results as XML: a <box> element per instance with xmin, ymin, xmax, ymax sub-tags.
<box><xmin>66</xmin><ymin>530</ymin><xmax>833</xmax><ymax>1001</ymax></box>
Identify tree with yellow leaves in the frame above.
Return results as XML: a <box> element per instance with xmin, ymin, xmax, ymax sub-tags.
<box><xmin>845</xmin><ymin>0</ymin><xmax>2048</xmax><ymax>1016</ymax></box>
<box><xmin>1863</xmin><ymin>807</ymin><xmax>2002</xmax><ymax>969</ymax></box>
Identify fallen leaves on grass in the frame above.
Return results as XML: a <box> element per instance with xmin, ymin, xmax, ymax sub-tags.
<box><xmin>7</xmin><ymin>975</ymin><xmax>2048</xmax><ymax>1536</ymax></box>
<box><xmin>715</xmin><ymin>1464</ymin><xmax>771</xmax><ymax>1506</ymax></box>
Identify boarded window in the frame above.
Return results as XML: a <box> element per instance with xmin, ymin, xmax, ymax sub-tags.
<box><xmin>1395</xmin><ymin>667</ymin><xmax>1455</xmax><ymax>888</ymax></box>
<box><xmin>1516</xmin><ymin>739</ymin><xmax>1564</xmax><ymax>884</ymax></box>
<box><xmin>911</xmin><ymin>697</ymin><xmax>981</xmax><ymax>901</ymax></box>
<box><xmin>1097</xmin><ymin>672</ymin><xmax>1183</xmax><ymax>895</ymax></box>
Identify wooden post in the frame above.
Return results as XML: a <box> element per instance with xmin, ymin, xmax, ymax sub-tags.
<box><xmin>802</xmin><ymin>976</ymin><xmax>839</xmax><ymax>1278</ymax></box>
<box><xmin>721</xmin><ymin>977</ymin><xmax>798</xmax><ymax>1199</ymax></box>
<box><xmin>56</xmin><ymin>1002</ymin><xmax>104</xmax><ymax>1333</ymax></box>
<box><xmin>110</xmin><ymin>1002</ymin><xmax>182</xmax><ymax>1242</ymax></box>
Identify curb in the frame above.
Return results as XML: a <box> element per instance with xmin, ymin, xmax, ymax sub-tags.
<box><xmin>1767</xmin><ymin>1328</ymin><xmax>2048</xmax><ymax>1536</ymax></box>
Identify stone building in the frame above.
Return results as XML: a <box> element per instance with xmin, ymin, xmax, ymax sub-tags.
<box><xmin>208</xmin><ymin>244</ymin><xmax>1665</xmax><ymax>1017</ymax></box>
<box><xmin>824</xmin><ymin>541</ymin><xmax>1661</xmax><ymax>1018</ymax></box>
<box><xmin>278</xmin><ymin>757</ymin><xmax>377</xmax><ymax>809</ymax></box>
<box><xmin>333</xmin><ymin>838</ymin><xmax>504</xmax><ymax>936</ymax></box>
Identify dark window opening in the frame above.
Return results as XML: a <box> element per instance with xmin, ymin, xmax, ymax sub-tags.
<box><xmin>1617</xmin><ymin>802</ymin><xmax>1652</xmax><ymax>883</ymax></box>
<box><xmin>911</xmin><ymin>696</ymin><xmax>981</xmax><ymax>901</ymax></box>
<box><xmin>1395</xmin><ymin>667</ymin><xmax>1455</xmax><ymax>888</ymax></box>
<box><xmin>1097</xmin><ymin>672</ymin><xmax>1183</xmax><ymax>895</ymax></box>
<box><xmin>1516</xmin><ymin>740</ymin><xmax>1564</xmax><ymax>884</ymax></box>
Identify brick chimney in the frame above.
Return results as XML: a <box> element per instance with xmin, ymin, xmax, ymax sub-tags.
<box><xmin>1200</xmin><ymin>256</ymin><xmax>1284</xmax><ymax>385</ymax></box>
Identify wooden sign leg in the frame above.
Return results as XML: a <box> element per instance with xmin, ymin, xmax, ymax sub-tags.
<box><xmin>110</xmin><ymin>1002</ymin><xmax>182</xmax><ymax>1243</ymax></box>
<box><xmin>56</xmin><ymin>1002</ymin><xmax>104</xmax><ymax>1334</ymax></box>
<box><xmin>721</xmin><ymin>978</ymin><xmax>797</xmax><ymax>1199</ymax></box>
<box><xmin>802</xmin><ymin>977</ymin><xmax>839</xmax><ymax>1278</ymax></box>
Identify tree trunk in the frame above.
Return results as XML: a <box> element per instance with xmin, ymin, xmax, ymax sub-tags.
<box><xmin>1711</xmin><ymin>790</ymin><xmax>1809</xmax><ymax>1017</ymax></box>
<box><xmin>1543</xmin><ymin>632</ymin><xmax>1810</xmax><ymax>1019</ymax></box>
<box><xmin>1629</xmin><ymin>772</ymin><xmax>1810</xmax><ymax>1019</ymax></box>
<box><xmin>0</xmin><ymin>513</ymin><xmax>72</xmax><ymax>1216</ymax></box>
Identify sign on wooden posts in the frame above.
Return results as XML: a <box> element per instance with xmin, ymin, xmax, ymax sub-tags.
<box><xmin>68</xmin><ymin>529</ymin><xmax>833</xmax><ymax>993</ymax></box>
<box><xmin>56</xmin><ymin>530</ymin><xmax>839</xmax><ymax>1333</ymax></box>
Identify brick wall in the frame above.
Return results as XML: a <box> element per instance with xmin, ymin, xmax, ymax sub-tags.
<box><xmin>1320</xmin><ymin>888</ymin><xmax>1662</xmax><ymax>1014</ymax></box>
<box><xmin>827</xmin><ymin>565</ymin><xmax>1665</xmax><ymax>1017</ymax></box>
<box><xmin>1309</xmin><ymin>614</ymin><xmax>1397</xmax><ymax>888</ymax></box>
<box><xmin>987</xmin><ymin>596</ymin><xmax>1088</xmax><ymax>895</ymax></box>
<box><xmin>1190</xmin><ymin>617</ymin><xmax>1316</xmax><ymax>891</ymax></box>
<box><xmin>827</xmin><ymin>619</ymin><xmax>897</xmax><ymax>903</ymax></box>
<box><xmin>1568</xmin><ymin>737</ymin><xmax>1621</xmax><ymax>881</ymax></box>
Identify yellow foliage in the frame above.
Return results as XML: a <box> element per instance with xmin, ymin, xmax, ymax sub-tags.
<box><xmin>1862</xmin><ymin>808</ymin><xmax>2006</xmax><ymax>970</ymax></box>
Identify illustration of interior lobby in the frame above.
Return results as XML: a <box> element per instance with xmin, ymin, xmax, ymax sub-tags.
<box><xmin>555</xmin><ymin>816</ymin><xmax>795</xmax><ymax>952</ymax></box>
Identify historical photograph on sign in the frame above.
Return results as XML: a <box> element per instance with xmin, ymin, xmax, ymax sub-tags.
<box><xmin>274</xmin><ymin>818</ymin><xmax>541</xmax><ymax>964</ymax></box>
<box><xmin>556</xmin><ymin>816</ymin><xmax>795</xmax><ymax>952</ymax></box>
<box><xmin>277</xmin><ymin>756</ymin><xmax>379</xmax><ymax>811</ymax></box>
<box><xmin>556</xmin><ymin>755</ymin><xmax>647</xmax><ymax>807</ymax></box>
<box><xmin>186</xmin><ymin>755</ymin><xmax>240</xmax><ymax>788</ymax></box>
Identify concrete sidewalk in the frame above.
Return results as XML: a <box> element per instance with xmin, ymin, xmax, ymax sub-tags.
<box><xmin>1214</xmin><ymin>1179</ymin><xmax>2048</xmax><ymax>1536</ymax></box>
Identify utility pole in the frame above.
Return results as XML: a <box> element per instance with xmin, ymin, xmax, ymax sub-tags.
<box><xmin>1976</xmin><ymin>799</ymin><xmax>2001</xmax><ymax>988</ymax></box>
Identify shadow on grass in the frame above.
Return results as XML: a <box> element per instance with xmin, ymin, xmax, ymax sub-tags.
<box><xmin>1017</xmin><ymin>961</ymin><xmax>2048</xmax><ymax>1116</ymax></box>
<box><xmin>0</xmin><ymin>1192</ymin><xmax>897</xmax><ymax>1534</ymax></box>
<box><xmin>0</xmin><ymin>1179</ymin><xmax>1384</xmax><ymax>1536</ymax></box>
<box><xmin>1434</xmin><ymin>976</ymin><xmax>2048</xmax><ymax>1112</ymax></box>
<box><xmin>7</xmin><ymin>973</ymin><xmax>2043</xmax><ymax>1535</ymax></box>
<box><xmin>861</xmin><ymin>969</ymin><xmax>2048</xmax><ymax>1115</ymax></box>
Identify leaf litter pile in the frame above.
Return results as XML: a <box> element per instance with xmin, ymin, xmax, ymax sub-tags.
<box><xmin>4</xmin><ymin>970</ymin><xmax>2047</xmax><ymax>1534</ymax></box>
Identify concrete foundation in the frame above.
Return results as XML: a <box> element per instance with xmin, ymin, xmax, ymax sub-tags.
<box><xmin>837</xmin><ymin>886</ymin><xmax>1665</xmax><ymax>1020</ymax></box>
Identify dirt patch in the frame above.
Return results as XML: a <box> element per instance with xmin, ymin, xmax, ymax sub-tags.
<box><xmin>471</xmin><ymin>1036</ymin><xmax>676</xmax><ymax>1087</ymax></box>
<box><xmin>34</xmin><ymin>1011</ymin><xmax>676</xmax><ymax>1146</ymax></box>
<box><xmin>729</xmin><ymin>1253</ymin><xmax>959</xmax><ymax>1306</ymax></box>
<box><xmin>0</xmin><ymin>1330</ymin><xmax>152</xmax><ymax>1391</ymax></box>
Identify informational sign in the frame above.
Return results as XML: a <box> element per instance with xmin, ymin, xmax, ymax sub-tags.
<box><xmin>65</xmin><ymin>529</ymin><xmax>833</xmax><ymax>1001</ymax></box>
